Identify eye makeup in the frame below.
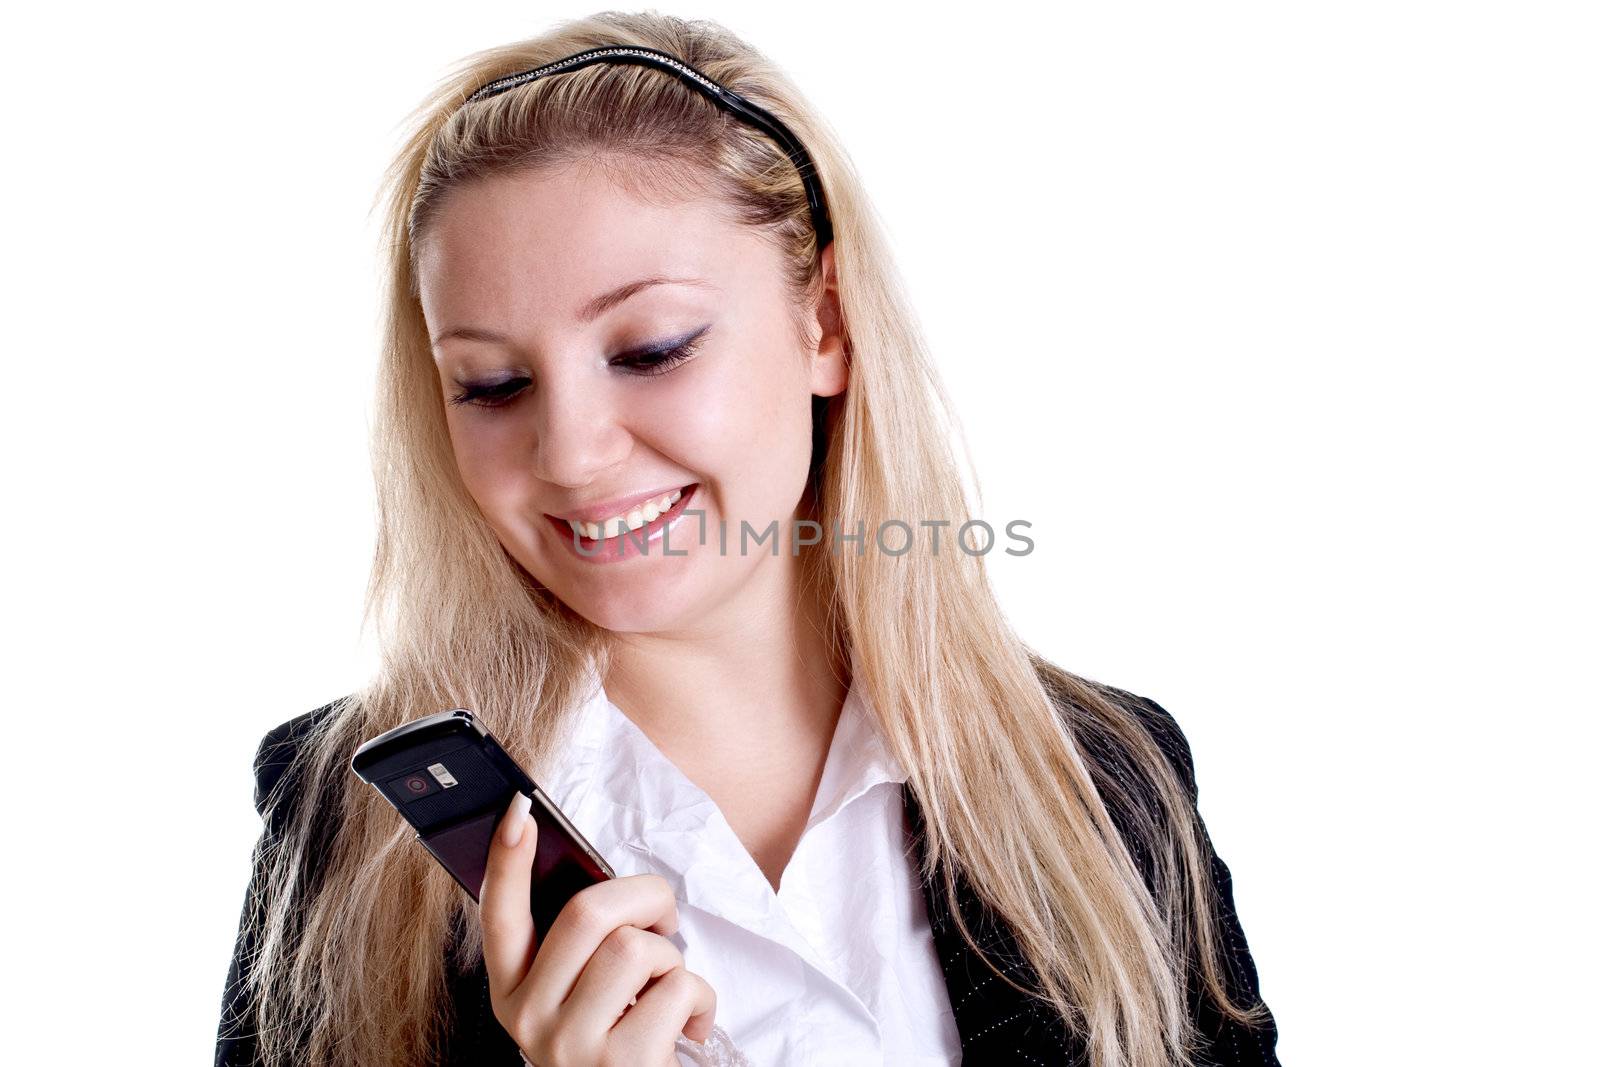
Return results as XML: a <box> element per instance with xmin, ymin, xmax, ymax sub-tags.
<box><xmin>445</xmin><ymin>324</ymin><xmax>712</xmax><ymax>409</ymax></box>
<box><xmin>607</xmin><ymin>323</ymin><xmax>711</xmax><ymax>377</ymax></box>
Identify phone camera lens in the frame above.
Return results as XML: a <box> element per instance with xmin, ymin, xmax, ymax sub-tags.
<box><xmin>387</xmin><ymin>768</ymin><xmax>440</xmax><ymax>802</ymax></box>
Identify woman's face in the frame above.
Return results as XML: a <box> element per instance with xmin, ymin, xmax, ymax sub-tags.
<box><xmin>415</xmin><ymin>162</ymin><xmax>846</xmax><ymax>634</ymax></box>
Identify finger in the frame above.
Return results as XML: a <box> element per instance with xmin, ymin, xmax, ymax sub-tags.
<box><xmin>522</xmin><ymin>875</ymin><xmax>681</xmax><ymax>1013</ymax></box>
<box><xmin>563</xmin><ymin>925</ymin><xmax>684</xmax><ymax>1035</ymax></box>
<box><xmin>480</xmin><ymin>791</ymin><xmax>539</xmax><ymax>997</ymax></box>
<box><xmin>677</xmin><ymin>970</ymin><xmax>718</xmax><ymax>1045</ymax></box>
<box><xmin>609</xmin><ymin>966</ymin><xmax>718</xmax><ymax>1049</ymax></box>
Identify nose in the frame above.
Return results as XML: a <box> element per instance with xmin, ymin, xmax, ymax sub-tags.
<box><xmin>528</xmin><ymin>374</ymin><xmax>632</xmax><ymax>489</ymax></box>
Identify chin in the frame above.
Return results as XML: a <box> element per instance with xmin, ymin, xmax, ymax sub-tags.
<box><xmin>534</xmin><ymin>561</ymin><xmax>703</xmax><ymax>633</ymax></box>
<box><xmin>566</xmin><ymin>590</ymin><xmax>697</xmax><ymax>635</ymax></box>
<box><xmin>511</xmin><ymin>509</ymin><xmax>737</xmax><ymax>633</ymax></box>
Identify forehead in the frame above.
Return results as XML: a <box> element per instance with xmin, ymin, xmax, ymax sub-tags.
<box><xmin>415</xmin><ymin>163</ymin><xmax>769</xmax><ymax>332</ymax></box>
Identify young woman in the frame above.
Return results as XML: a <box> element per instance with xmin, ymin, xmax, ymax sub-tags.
<box><xmin>216</xmin><ymin>11</ymin><xmax>1280</xmax><ymax>1067</ymax></box>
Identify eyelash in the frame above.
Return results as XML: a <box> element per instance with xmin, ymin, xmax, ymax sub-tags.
<box><xmin>447</xmin><ymin>329</ymin><xmax>709</xmax><ymax>409</ymax></box>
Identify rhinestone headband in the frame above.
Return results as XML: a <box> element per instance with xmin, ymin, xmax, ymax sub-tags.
<box><xmin>464</xmin><ymin>44</ymin><xmax>834</xmax><ymax>250</ymax></box>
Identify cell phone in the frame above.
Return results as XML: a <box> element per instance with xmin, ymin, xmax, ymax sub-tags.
<box><xmin>351</xmin><ymin>709</ymin><xmax>615</xmax><ymax>936</ymax></box>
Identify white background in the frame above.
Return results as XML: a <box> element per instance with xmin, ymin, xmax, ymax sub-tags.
<box><xmin>3</xmin><ymin>2</ymin><xmax>1594</xmax><ymax>1063</ymax></box>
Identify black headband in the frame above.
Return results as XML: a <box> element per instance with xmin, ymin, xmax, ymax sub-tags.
<box><xmin>464</xmin><ymin>44</ymin><xmax>834</xmax><ymax>250</ymax></box>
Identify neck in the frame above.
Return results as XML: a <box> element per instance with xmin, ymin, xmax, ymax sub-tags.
<box><xmin>601</xmin><ymin>546</ymin><xmax>849</xmax><ymax>786</ymax></box>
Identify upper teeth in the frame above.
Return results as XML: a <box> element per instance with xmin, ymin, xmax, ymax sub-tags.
<box><xmin>567</xmin><ymin>488</ymin><xmax>683</xmax><ymax>540</ymax></box>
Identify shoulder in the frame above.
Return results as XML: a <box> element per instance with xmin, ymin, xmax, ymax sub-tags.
<box><xmin>1033</xmin><ymin>663</ymin><xmax>1282</xmax><ymax>1058</ymax></box>
<box><xmin>1032</xmin><ymin>663</ymin><xmax>1219</xmax><ymax>891</ymax></box>
<box><xmin>251</xmin><ymin>698</ymin><xmax>349</xmax><ymax>828</ymax></box>
<box><xmin>1032</xmin><ymin>658</ymin><xmax>1202</xmax><ymax>805</ymax></box>
<box><xmin>1082</xmin><ymin>680</ymin><xmax>1200</xmax><ymax>798</ymax></box>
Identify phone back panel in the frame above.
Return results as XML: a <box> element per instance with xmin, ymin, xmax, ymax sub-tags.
<box><xmin>352</xmin><ymin>710</ymin><xmax>614</xmax><ymax>936</ymax></box>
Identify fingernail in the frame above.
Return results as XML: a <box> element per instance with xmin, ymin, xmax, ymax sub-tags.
<box><xmin>501</xmin><ymin>791</ymin><xmax>532</xmax><ymax>848</ymax></box>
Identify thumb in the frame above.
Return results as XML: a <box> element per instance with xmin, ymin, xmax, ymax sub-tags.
<box><xmin>481</xmin><ymin>791</ymin><xmax>540</xmax><ymax>994</ymax></box>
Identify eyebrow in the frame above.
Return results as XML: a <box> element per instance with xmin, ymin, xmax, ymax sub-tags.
<box><xmin>430</xmin><ymin>275</ymin><xmax>719</xmax><ymax>348</ymax></box>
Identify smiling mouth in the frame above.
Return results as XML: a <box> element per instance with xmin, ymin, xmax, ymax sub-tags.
<box><xmin>544</xmin><ymin>483</ymin><xmax>699</xmax><ymax>545</ymax></box>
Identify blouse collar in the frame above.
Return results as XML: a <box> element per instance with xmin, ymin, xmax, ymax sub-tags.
<box><xmin>528</xmin><ymin>659</ymin><xmax>908</xmax><ymax>938</ymax></box>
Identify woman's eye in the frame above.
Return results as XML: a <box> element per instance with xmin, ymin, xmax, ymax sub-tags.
<box><xmin>610</xmin><ymin>325</ymin><xmax>711</xmax><ymax>377</ymax></box>
<box><xmin>446</xmin><ymin>326</ymin><xmax>710</xmax><ymax>409</ymax></box>
<box><xmin>447</xmin><ymin>377</ymin><xmax>529</xmax><ymax>408</ymax></box>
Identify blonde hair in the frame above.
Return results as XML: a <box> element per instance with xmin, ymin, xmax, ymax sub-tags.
<box><xmin>241</xmin><ymin>11</ymin><xmax>1265</xmax><ymax>1066</ymax></box>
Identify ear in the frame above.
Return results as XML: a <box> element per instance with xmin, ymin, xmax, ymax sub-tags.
<box><xmin>807</xmin><ymin>241</ymin><xmax>849</xmax><ymax>399</ymax></box>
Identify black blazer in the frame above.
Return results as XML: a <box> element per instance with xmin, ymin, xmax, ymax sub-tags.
<box><xmin>216</xmin><ymin>683</ymin><xmax>1279</xmax><ymax>1066</ymax></box>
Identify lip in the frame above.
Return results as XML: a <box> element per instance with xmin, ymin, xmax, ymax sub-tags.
<box><xmin>545</xmin><ymin>483</ymin><xmax>698</xmax><ymax>525</ymax></box>
<box><xmin>545</xmin><ymin>483</ymin><xmax>700</xmax><ymax>565</ymax></box>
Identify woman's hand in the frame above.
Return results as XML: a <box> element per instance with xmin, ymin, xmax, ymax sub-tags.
<box><xmin>481</xmin><ymin>792</ymin><xmax>718</xmax><ymax>1067</ymax></box>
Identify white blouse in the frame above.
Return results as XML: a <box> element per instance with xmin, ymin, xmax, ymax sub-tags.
<box><xmin>531</xmin><ymin>667</ymin><xmax>963</xmax><ymax>1066</ymax></box>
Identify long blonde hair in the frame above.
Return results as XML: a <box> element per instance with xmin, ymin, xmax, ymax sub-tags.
<box><xmin>243</xmin><ymin>11</ymin><xmax>1265</xmax><ymax>1066</ymax></box>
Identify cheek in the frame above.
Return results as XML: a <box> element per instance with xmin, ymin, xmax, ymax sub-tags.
<box><xmin>446</xmin><ymin>415</ymin><xmax>533</xmax><ymax>517</ymax></box>
<box><xmin>634</xmin><ymin>366</ymin><xmax>755</xmax><ymax>458</ymax></box>
<box><xmin>633</xmin><ymin>341</ymin><xmax>814</xmax><ymax>499</ymax></box>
